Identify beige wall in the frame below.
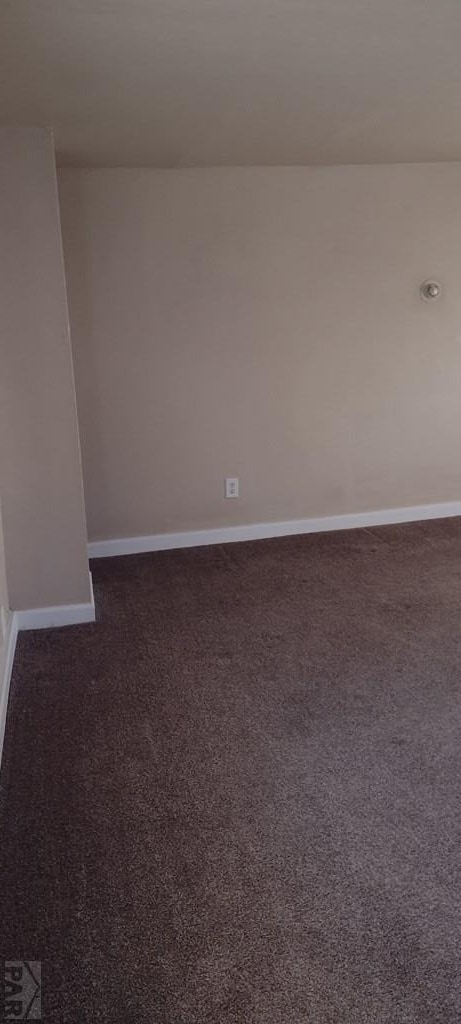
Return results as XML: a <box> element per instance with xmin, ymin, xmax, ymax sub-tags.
<box><xmin>0</xmin><ymin>128</ymin><xmax>91</xmax><ymax>609</ymax></box>
<box><xmin>0</xmin><ymin>500</ymin><xmax>9</xmax><ymax>652</ymax></box>
<box><xmin>58</xmin><ymin>165</ymin><xmax>461</xmax><ymax>542</ymax></box>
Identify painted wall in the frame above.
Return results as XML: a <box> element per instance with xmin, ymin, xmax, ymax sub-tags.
<box><xmin>58</xmin><ymin>165</ymin><xmax>461</xmax><ymax>542</ymax></box>
<box><xmin>0</xmin><ymin>128</ymin><xmax>91</xmax><ymax>609</ymax></box>
<box><xmin>0</xmin><ymin>500</ymin><xmax>9</xmax><ymax>656</ymax></box>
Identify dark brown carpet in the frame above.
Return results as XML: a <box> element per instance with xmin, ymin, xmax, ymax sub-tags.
<box><xmin>2</xmin><ymin>521</ymin><xmax>461</xmax><ymax>1022</ymax></box>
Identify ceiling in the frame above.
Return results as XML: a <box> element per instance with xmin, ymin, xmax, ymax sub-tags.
<box><xmin>1</xmin><ymin>0</ymin><xmax>461</xmax><ymax>167</ymax></box>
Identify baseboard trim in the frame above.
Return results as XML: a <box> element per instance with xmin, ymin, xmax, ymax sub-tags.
<box><xmin>0</xmin><ymin>611</ymin><xmax>18</xmax><ymax>770</ymax></box>
<box><xmin>15</xmin><ymin>572</ymin><xmax>96</xmax><ymax>631</ymax></box>
<box><xmin>88</xmin><ymin>500</ymin><xmax>461</xmax><ymax>559</ymax></box>
<box><xmin>0</xmin><ymin>574</ymin><xmax>95</xmax><ymax>772</ymax></box>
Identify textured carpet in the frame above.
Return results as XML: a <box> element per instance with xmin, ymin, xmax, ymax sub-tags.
<box><xmin>2</xmin><ymin>521</ymin><xmax>461</xmax><ymax>1022</ymax></box>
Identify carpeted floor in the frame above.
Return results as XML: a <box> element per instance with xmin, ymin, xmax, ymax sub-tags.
<box><xmin>2</xmin><ymin>521</ymin><xmax>461</xmax><ymax>1022</ymax></box>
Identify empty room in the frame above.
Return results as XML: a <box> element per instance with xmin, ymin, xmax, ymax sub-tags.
<box><xmin>2</xmin><ymin>1</ymin><xmax>461</xmax><ymax>1021</ymax></box>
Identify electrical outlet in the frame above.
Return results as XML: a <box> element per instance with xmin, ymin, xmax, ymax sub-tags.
<box><xmin>225</xmin><ymin>477</ymin><xmax>239</xmax><ymax>499</ymax></box>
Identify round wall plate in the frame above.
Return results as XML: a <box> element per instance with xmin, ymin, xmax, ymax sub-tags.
<box><xmin>420</xmin><ymin>280</ymin><xmax>442</xmax><ymax>301</ymax></box>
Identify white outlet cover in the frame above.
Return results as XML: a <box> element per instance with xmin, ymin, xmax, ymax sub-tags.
<box><xmin>225</xmin><ymin>477</ymin><xmax>239</xmax><ymax>498</ymax></box>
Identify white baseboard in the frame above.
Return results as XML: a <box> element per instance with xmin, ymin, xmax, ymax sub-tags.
<box><xmin>0</xmin><ymin>574</ymin><xmax>95</xmax><ymax>772</ymax></box>
<box><xmin>88</xmin><ymin>500</ymin><xmax>461</xmax><ymax>559</ymax></box>
<box><xmin>15</xmin><ymin>572</ymin><xmax>96</xmax><ymax>631</ymax></box>
<box><xmin>0</xmin><ymin>610</ymin><xmax>18</xmax><ymax>771</ymax></box>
